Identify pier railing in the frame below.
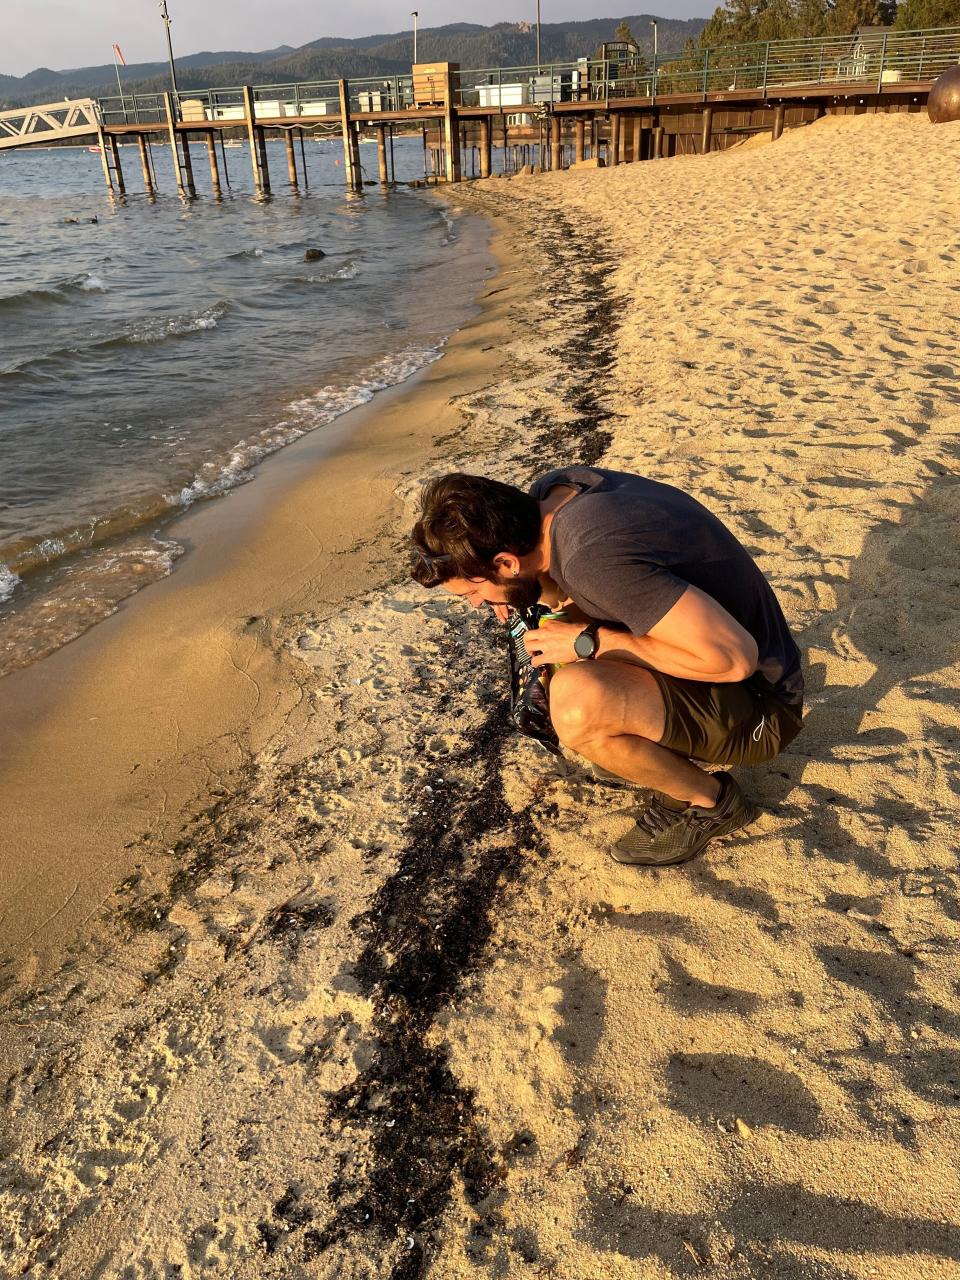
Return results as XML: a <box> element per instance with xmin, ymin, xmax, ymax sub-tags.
<box><xmin>96</xmin><ymin>25</ymin><xmax>960</xmax><ymax>126</ymax></box>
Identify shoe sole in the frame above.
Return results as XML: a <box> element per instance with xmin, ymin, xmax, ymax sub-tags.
<box><xmin>610</xmin><ymin>799</ymin><xmax>760</xmax><ymax>867</ymax></box>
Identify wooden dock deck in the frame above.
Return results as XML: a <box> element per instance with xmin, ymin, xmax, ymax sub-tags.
<box><xmin>2</xmin><ymin>25</ymin><xmax>957</xmax><ymax>198</ymax></box>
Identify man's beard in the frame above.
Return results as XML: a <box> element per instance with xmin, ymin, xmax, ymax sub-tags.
<box><xmin>503</xmin><ymin>574</ymin><xmax>542</xmax><ymax>612</ymax></box>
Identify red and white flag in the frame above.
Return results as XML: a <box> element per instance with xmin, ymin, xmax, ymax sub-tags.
<box><xmin>112</xmin><ymin>43</ymin><xmax>126</xmax><ymax>66</ymax></box>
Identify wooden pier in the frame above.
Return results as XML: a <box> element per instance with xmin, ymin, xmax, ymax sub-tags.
<box><xmin>1</xmin><ymin>26</ymin><xmax>958</xmax><ymax>199</ymax></box>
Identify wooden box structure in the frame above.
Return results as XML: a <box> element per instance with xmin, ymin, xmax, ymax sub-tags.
<box><xmin>412</xmin><ymin>62</ymin><xmax>459</xmax><ymax>108</ymax></box>
<box><xmin>179</xmin><ymin>99</ymin><xmax>208</xmax><ymax>122</ymax></box>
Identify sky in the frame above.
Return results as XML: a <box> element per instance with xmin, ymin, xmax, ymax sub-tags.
<box><xmin>0</xmin><ymin>0</ymin><xmax>710</xmax><ymax>78</ymax></box>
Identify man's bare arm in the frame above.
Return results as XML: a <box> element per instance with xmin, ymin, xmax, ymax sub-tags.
<box><xmin>595</xmin><ymin>584</ymin><xmax>758</xmax><ymax>683</ymax></box>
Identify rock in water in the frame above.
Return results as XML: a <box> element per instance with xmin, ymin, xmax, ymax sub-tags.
<box><xmin>303</xmin><ymin>248</ymin><xmax>326</xmax><ymax>262</ymax></box>
<box><xmin>928</xmin><ymin>66</ymin><xmax>960</xmax><ymax>124</ymax></box>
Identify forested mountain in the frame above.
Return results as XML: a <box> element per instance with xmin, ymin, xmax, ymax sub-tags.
<box><xmin>0</xmin><ymin>16</ymin><xmax>706</xmax><ymax>108</ymax></box>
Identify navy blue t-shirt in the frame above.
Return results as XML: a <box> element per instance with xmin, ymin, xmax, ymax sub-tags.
<box><xmin>528</xmin><ymin>466</ymin><xmax>803</xmax><ymax>705</ymax></box>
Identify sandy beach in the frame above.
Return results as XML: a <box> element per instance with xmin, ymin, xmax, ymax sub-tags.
<box><xmin>2</xmin><ymin>110</ymin><xmax>959</xmax><ymax>1279</ymax></box>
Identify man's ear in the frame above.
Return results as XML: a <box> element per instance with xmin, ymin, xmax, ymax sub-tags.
<box><xmin>492</xmin><ymin>552</ymin><xmax>520</xmax><ymax>578</ymax></box>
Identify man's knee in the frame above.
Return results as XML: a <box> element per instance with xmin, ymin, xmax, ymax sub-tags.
<box><xmin>549</xmin><ymin>661</ymin><xmax>665</xmax><ymax>748</ymax></box>
<box><xmin>548</xmin><ymin>663</ymin><xmax>614</xmax><ymax>747</ymax></box>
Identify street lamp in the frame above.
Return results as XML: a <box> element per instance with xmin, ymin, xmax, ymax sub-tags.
<box><xmin>536</xmin><ymin>0</ymin><xmax>541</xmax><ymax>71</ymax></box>
<box><xmin>650</xmin><ymin>19</ymin><xmax>658</xmax><ymax>64</ymax></box>
<box><xmin>411</xmin><ymin>11</ymin><xmax>418</xmax><ymax>64</ymax></box>
<box><xmin>158</xmin><ymin>0</ymin><xmax>179</xmax><ymax>95</ymax></box>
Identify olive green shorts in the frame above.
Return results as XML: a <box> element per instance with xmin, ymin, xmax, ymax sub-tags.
<box><xmin>647</xmin><ymin>670</ymin><xmax>803</xmax><ymax>767</ymax></box>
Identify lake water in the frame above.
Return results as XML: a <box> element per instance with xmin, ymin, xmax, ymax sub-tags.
<box><xmin>0</xmin><ymin>138</ymin><xmax>491</xmax><ymax>675</ymax></box>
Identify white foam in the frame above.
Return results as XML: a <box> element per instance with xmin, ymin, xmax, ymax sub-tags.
<box><xmin>0</xmin><ymin>564</ymin><xmax>20</xmax><ymax>604</ymax></box>
<box><xmin>71</xmin><ymin>273</ymin><xmax>107</xmax><ymax>292</ymax></box>
<box><xmin>127</xmin><ymin>303</ymin><xmax>226</xmax><ymax>345</ymax></box>
<box><xmin>307</xmin><ymin>261</ymin><xmax>359</xmax><ymax>283</ymax></box>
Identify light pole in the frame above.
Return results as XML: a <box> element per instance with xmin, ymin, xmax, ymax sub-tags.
<box><xmin>158</xmin><ymin>0</ymin><xmax>179</xmax><ymax>95</ymax></box>
<box><xmin>650</xmin><ymin>19</ymin><xmax>658</xmax><ymax>65</ymax></box>
<box><xmin>536</xmin><ymin>0</ymin><xmax>541</xmax><ymax>71</ymax></box>
<box><xmin>411</xmin><ymin>10</ymin><xmax>418</xmax><ymax>64</ymax></box>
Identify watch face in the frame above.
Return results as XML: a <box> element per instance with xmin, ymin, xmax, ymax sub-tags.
<box><xmin>574</xmin><ymin>629</ymin><xmax>596</xmax><ymax>659</ymax></box>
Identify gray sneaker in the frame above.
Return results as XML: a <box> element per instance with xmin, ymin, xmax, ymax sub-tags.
<box><xmin>611</xmin><ymin>772</ymin><xmax>759</xmax><ymax>867</ymax></box>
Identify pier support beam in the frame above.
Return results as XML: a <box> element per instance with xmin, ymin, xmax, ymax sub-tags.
<box><xmin>479</xmin><ymin>116</ymin><xmax>491</xmax><ymax>177</ymax></box>
<box><xmin>653</xmin><ymin>122</ymin><xmax>664</xmax><ymax>159</ymax></box>
<box><xmin>376</xmin><ymin>124</ymin><xmax>389</xmax><ymax>185</ymax></box>
<box><xmin>163</xmin><ymin>93</ymin><xmax>195</xmax><ymax>198</ymax></box>
<box><xmin>337</xmin><ymin>80</ymin><xmax>362</xmax><ymax>192</ymax></box>
<box><xmin>609</xmin><ymin>112</ymin><xmax>621</xmax><ymax>166</ymax></box>
<box><xmin>284</xmin><ymin>129</ymin><xmax>299</xmax><ymax>190</ymax></box>
<box><xmin>106</xmin><ymin>134</ymin><xmax>126</xmax><ymax>195</ymax></box>
<box><xmin>256</xmin><ymin>128</ymin><xmax>271</xmax><ymax>195</ymax></box>
<box><xmin>163</xmin><ymin>94</ymin><xmax>183</xmax><ymax>196</ymax></box>
<box><xmin>574</xmin><ymin>117</ymin><xmax>585</xmax><ymax>163</ymax></box>
<box><xmin>180</xmin><ymin>133</ymin><xmax>196</xmax><ymax>198</ymax></box>
<box><xmin>630</xmin><ymin>116</ymin><xmax>642</xmax><ymax>162</ymax></box>
<box><xmin>242</xmin><ymin>85</ymin><xmax>270</xmax><ymax>198</ymax></box>
<box><xmin>205</xmin><ymin>130</ymin><xmax>222</xmax><ymax>198</ymax></box>
<box><xmin>442</xmin><ymin>76</ymin><xmax>461</xmax><ymax>183</ymax></box>
<box><xmin>772</xmin><ymin>103</ymin><xmax>786</xmax><ymax>140</ymax></box>
<box><xmin>701</xmin><ymin>106</ymin><xmax>714</xmax><ymax>155</ymax></box>
<box><xmin>137</xmin><ymin>134</ymin><xmax>155</xmax><ymax>195</ymax></box>
<box><xmin>96</xmin><ymin>127</ymin><xmax>115</xmax><ymax>194</ymax></box>
<box><xmin>550</xmin><ymin>114</ymin><xmax>562</xmax><ymax>171</ymax></box>
<box><xmin>218</xmin><ymin>133</ymin><xmax>231</xmax><ymax>188</ymax></box>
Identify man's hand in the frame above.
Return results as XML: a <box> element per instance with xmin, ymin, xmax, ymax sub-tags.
<box><xmin>523</xmin><ymin>617</ymin><xmax>583</xmax><ymax>667</ymax></box>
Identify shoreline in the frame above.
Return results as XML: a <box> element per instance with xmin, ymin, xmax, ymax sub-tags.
<box><xmin>3</xmin><ymin>112</ymin><xmax>959</xmax><ymax>1280</ymax></box>
<box><xmin>0</xmin><ymin>209</ymin><xmax>506</xmax><ymax>972</ymax></box>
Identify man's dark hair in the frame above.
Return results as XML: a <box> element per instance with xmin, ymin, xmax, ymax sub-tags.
<box><xmin>411</xmin><ymin>473</ymin><xmax>541</xmax><ymax>586</ymax></box>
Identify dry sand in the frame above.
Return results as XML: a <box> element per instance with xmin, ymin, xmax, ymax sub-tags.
<box><xmin>2</xmin><ymin>111</ymin><xmax>959</xmax><ymax>1279</ymax></box>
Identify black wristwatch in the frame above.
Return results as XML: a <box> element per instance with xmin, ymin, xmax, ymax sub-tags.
<box><xmin>574</xmin><ymin>623</ymin><xmax>600</xmax><ymax>660</ymax></box>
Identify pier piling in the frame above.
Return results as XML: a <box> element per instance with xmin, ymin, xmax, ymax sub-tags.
<box><xmin>106</xmin><ymin>135</ymin><xmax>126</xmax><ymax>195</ymax></box>
<box><xmin>442</xmin><ymin>68</ymin><xmax>461</xmax><ymax>183</ymax></box>
<box><xmin>137</xmin><ymin>133</ymin><xmax>155</xmax><ymax>195</ymax></box>
<box><xmin>283</xmin><ymin>129</ymin><xmax>299</xmax><ymax>191</ymax></box>
<box><xmin>574</xmin><ymin>117</ymin><xmax>585</xmax><ymax>163</ymax></box>
<box><xmin>701</xmin><ymin>106</ymin><xmax>714</xmax><ymax>155</ymax></box>
<box><xmin>180</xmin><ymin>133</ymin><xmax>196</xmax><ymax>198</ymax></box>
<box><xmin>337</xmin><ymin>80</ymin><xmax>362</xmax><ymax>192</ymax></box>
<box><xmin>242</xmin><ymin>86</ymin><xmax>266</xmax><ymax>197</ymax></box>
<box><xmin>479</xmin><ymin>117</ymin><xmax>491</xmax><ymax>177</ymax></box>
<box><xmin>205</xmin><ymin>130</ymin><xmax>222</xmax><ymax>198</ymax></box>
<box><xmin>218</xmin><ymin>133</ymin><xmax>231</xmax><ymax>188</ymax></box>
<box><xmin>163</xmin><ymin>93</ymin><xmax>194</xmax><ymax>198</ymax></box>
<box><xmin>609</xmin><ymin>113</ymin><xmax>621</xmax><ymax>166</ymax></box>
<box><xmin>550</xmin><ymin>115</ymin><xmax>562</xmax><ymax>171</ymax></box>
<box><xmin>773</xmin><ymin>103</ymin><xmax>786</xmax><ymax>140</ymax></box>
<box><xmin>256</xmin><ymin>128</ymin><xmax>271</xmax><ymax>195</ymax></box>
<box><xmin>96</xmin><ymin>127</ymin><xmax>115</xmax><ymax>194</ymax></box>
<box><xmin>376</xmin><ymin>124</ymin><xmax>389</xmax><ymax>185</ymax></box>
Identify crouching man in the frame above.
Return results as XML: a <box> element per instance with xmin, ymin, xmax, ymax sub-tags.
<box><xmin>410</xmin><ymin>466</ymin><xmax>803</xmax><ymax>866</ymax></box>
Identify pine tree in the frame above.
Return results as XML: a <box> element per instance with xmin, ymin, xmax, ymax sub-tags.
<box><xmin>893</xmin><ymin>0</ymin><xmax>960</xmax><ymax>25</ymax></box>
<box><xmin>828</xmin><ymin>0</ymin><xmax>897</xmax><ymax>33</ymax></box>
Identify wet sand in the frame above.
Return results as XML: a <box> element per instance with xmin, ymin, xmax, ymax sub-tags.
<box><xmin>2</xmin><ymin>112</ymin><xmax>959</xmax><ymax>1280</ymax></box>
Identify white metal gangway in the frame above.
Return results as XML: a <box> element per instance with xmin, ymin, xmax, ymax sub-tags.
<box><xmin>0</xmin><ymin>98</ymin><xmax>101</xmax><ymax>151</ymax></box>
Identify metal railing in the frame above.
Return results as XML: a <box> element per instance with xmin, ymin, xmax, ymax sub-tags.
<box><xmin>96</xmin><ymin>25</ymin><xmax>960</xmax><ymax>126</ymax></box>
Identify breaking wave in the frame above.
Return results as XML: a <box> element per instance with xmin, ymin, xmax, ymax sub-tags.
<box><xmin>1</xmin><ymin>303</ymin><xmax>227</xmax><ymax>379</ymax></box>
<box><xmin>0</xmin><ymin>271</ymin><xmax>108</xmax><ymax>312</ymax></box>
